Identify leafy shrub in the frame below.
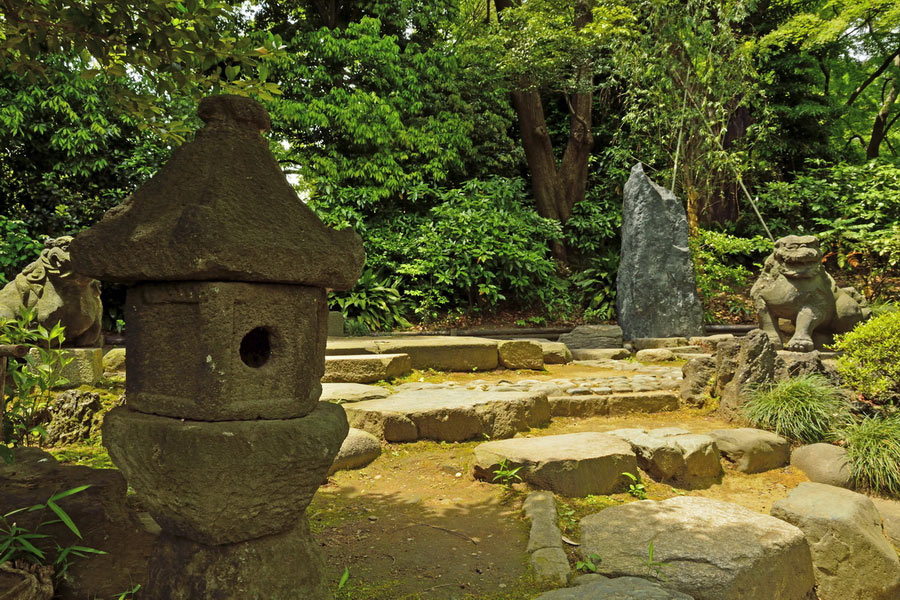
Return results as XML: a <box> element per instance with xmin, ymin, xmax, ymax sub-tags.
<box><xmin>328</xmin><ymin>269</ymin><xmax>411</xmax><ymax>334</ymax></box>
<box><xmin>833</xmin><ymin>311</ymin><xmax>900</xmax><ymax>406</ymax></box>
<box><xmin>0</xmin><ymin>216</ymin><xmax>42</xmax><ymax>284</ymax></box>
<box><xmin>743</xmin><ymin>374</ymin><xmax>847</xmax><ymax>443</ymax></box>
<box><xmin>569</xmin><ymin>252</ymin><xmax>618</xmax><ymax>322</ymax></box>
<box><xmin>835</xmin><ymin>414</ymin><xmax>900</xmax><ymax>497</ymax></box>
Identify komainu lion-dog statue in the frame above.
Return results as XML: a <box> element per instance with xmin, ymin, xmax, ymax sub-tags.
<box><xmin>0</xmin><ymin>236</ymin><xmax>102</xmax><ymax>347</ymax></box>
<box><xmin>750</xmin><ymin>235</ymin><xmax>870</xmax><ymax>352</ymax></box>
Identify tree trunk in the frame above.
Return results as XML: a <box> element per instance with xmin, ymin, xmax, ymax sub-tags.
<box><xmin>866</xmin><ymin>60</ymin><xmax>899</xmax><ymax>160</ymax></box>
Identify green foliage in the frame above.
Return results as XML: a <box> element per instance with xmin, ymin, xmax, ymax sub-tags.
<box><xmin>576</xmin><ymin>553</ymin><xmax>602</xmax><ymax>574</ymax></box>
<box><xmin>0</xmin><ymin>217</ymin><xmax>42</xmax><ymax>284</ymax></box>
<box><xmin>1</xmin><ymin>310</ymin><xmax>72</xmax><ymax>462</ymax></box>
<box><xmin>491</xmin><ymin>459</ymin><xmax>524</xmax><ymax>488</ymax></box>
<box><xmin>328</xmin><ymin>269</ymin><xmax>411</xmax><ymax>334</ymax></box>
<box><xmin>622</xmin><ymin>472</ymin><xmax>647</xmax><ymax>500</ymax></box>
<box><xmin>569</xmin><ymin>253</ymin><xmax>618</xmax><ymax>323</ymax></box>
<box><xmin>0</xmin><ymin>485</ymin><xmax>105</xmax><ymax>579</ymax></box>
<box><xmin>642</xmin><ymin>541</ymin><xmax>670</xmax><ymax>582</ymax></box>
<box><xmin>743</xmin><ymin>374</ymin><xmax>847</xmax><ymax>443</ymax></box>
<box><xmin>835</xmin><ymin>414</ymin><xmax>900</xmax><ymax>497</ymax></box>
<box><xmin>833</xmin><ymin>311</ymin><xmax>900</xmax><ymax>405</ymax></box>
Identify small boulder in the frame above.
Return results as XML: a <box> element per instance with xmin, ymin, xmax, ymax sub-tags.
<box><xmin>708</xmin><ymin>428</ymin><xmax>790</xmax><ymax>474</ymax></box>
<box><xmin>716</xmin><ymin>330</ymin><xmax>776</xmax><ymax>421</ymax></box>
<box><xmin>44</xmin><ymin>389</ymin><xmax>104</xmax><ymax>446</ymax></box>
<box><xmin>607</xmin><ymin>428</ymin><xmax>721</xmax><ymax>488</ymax></box>
<box><xmin>570</xmin><ymin>348</ymin><xmax>630</xmax><ymax>361</ymax></box>
<box><xmin>632</xmin><ymin>337</ymin><xmax>689</xmax><ymax>350</ymax></box>
<box><xmin>328</xmin><ymin>428</ymin><xmax>382</xmax><ymax>475</ymax></box>
<box><xmin>102</xmin><ymin>347</ymin><xmax>126</xmax><ymax>373</ymax></box>
<box><xmin>497</xmin><ymin>340</ymin><xmax>545</xmax><ymax>370</ymax></box>
<box><xmin>771</xmin><ymin>482</ymin><xmax>900</xmax><ymax>600</ymax></box>
<box><xmin>558</xmin><ymin>325</ymin><xmax>623</xmax><ymax>349</ymax></box>
<box><xmin>689</xmin><ymin>334</ymin><xmax>734</xmax><ymax>353</ymax></box>
<box><xmin>580</xmin><ymin>496</ymin><xmax>816</xmax><ymax>600</ymax></box>
<box><xmin>322</xmin><ymin>353</ymin><xmax>412</xmax><ymax>384</ymax></box>
<box><xmin>680</xmin><ymin>356</ymin><xmax>716</xmax><ymax>407</ymax></box>
<box><xmin>635</xmin><ymin>348</ymin><xmax>676</xmax><ymax>363</ymax></box>
<box><xmin>790</xmin><ymin>443</ymin><xmax>852</xmax><ymax>488</ymax></box>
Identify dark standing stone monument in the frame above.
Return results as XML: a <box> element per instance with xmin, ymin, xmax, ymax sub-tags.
<box><xmin>616</xmin><ymin>163</ymin><xmax>704</xmax><ymax>340</ymax></box>
<box><xmin>69</xmin><ymin>95</ymin><xmax>364</xmax><ymax>599</ymax></box>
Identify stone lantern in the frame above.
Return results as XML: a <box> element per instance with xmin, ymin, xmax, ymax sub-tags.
<box><xmin>69</xmin><ymin>96</ymin><xmax>364</xmax><ymax>598</ymax></box>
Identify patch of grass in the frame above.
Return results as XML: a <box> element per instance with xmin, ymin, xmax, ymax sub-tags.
<box><xmin>743</xmin><ymin>374</ymin><xmax>847</xmax><ymax>443</ymax></box>
<box><xmin>835</xmin><ymin>414</ymin><xmax>900</xmax><ymax>497</ymax></box>
<box><xmin>49</xmin><ymin>440</ymin><xmax>114</xmax><ymax>469</ymax></box>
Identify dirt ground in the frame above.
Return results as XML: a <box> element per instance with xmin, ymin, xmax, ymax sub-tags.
<box><xmin>314</xmin><ymin>364</ymin><xmax>813</xmax><ymax>600</ymax></box>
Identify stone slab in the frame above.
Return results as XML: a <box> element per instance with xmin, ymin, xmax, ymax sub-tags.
<box><xmin>372</xmin><ymin>336</ymin><xmax>498</xmax><ymax>371</ymax></box>
<box><xmin>325</xmin><ymin>337</ymin><xmax>379</xmax><ymax>355</ymax></box>
<box><xmin>709</xmin><ymin>428</ymin><xmax>790</xmax><ymax>474</ymax></box>
<box><xmin>320</xmin><ymin>383</ymin><xmax>390</xmax><ymax>404</ymax></box>
<box><xmin>570</xmin><ymin>348</ymin><xmax>630</xmax><ymax>361</ymax></box>
<box><xmin>344</xmin><ymin>389</ymin><xmax>549</xmax><ymax>442</ymax></box>
<box><xmin>523</xmin><ymin>340</ymin><xmax>573</xmax><ymax>364</ymax></box>
<box><xmin>535</xmin><ymin>576</ymin><xmax>695</xmax><ymax>600</ymax></box>
<box><xmin>327</xmin><ymin>310</ymin><xmax>344</xmax><ymax>336</ymax></box>
<box><xmin>558</xmin><ymin>325</ymin><xmax>623</xmax><ymax>349</ymax></box>
<box><xmin>30</xmin><ymin>347</ymin><xmax>103</xmax><ymax>388</ymax></box>
<box><xmin>322</xmin><ymin>353</ymin><xmax>412</xmax><ymax>383</ymax></box>
<box><xmin>548</xmin><ymin>391</ymin><xmax>679</xmax><ymax>417</ymax></box>
<box><xmin>496</xmin><ymin>339</ymin><xmax>544</xmax><ymax>370</ymax></box>
<box><xmin>581</xmin><ymin>496</ymin><xmax>815</xmax><ymax>600</ymax></box>
<box><xmin>607</xmin><ymin>428</ymin><xmax>722</xmax><ymax>488</ymax></box>
<box><xmin>632</xmin><ymin>337</ymin><xmax>689</xmax><ymax>350</ymax></box>
<box><xmin>473</xmin><ymin>432</ymin><xmax>637</xmax><ymax>497</ymax></box>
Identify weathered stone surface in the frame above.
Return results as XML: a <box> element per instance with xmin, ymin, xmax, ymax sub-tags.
<box><xmin>530</xmin><ymin>548</ymin><xmax>571</xmax><ymax>585</ymax></box>
<box><xmin>69</xmin><ymin>96</ymin><xmax>364</xmax><ymax>289</ymax></box>
<box><xmin>44</xmin><ymin>389</ymin><xmax>103</xmax><ymax>446</ymax></box>
<box><xmin>750</xmin><ymin>235</ymin><xmax>869</xmax><ymax>351</ymax></box>
<box><xmin>0</xmin><ymin>236</ymin><xmax>102</xmax><ymax>347</ymax></box>
<box><xmin>570</xmin><ymin>348</ymin><xmax>630</xmax><ymax>360</ymax></box>
<box><xmin>548</xmin><ymin>391</ymin><xmax>679</xmax><ymax>417</ymax></box>
<box><xmin>29</xmin><ymin>347</ymin><xmax>103</xmax><ymax>388</ymax></box>
<box><xmin>775</xmin><ymin>350</ymin><xmax>837</xmax><ymax>382</ymax></box>
<box><xmin>689</xmin><ymin>334</ymin><xmax>734</xmax><ymax>353</ymax></box>
<box><xmin>320</xmin><ymin>382</ymin><xmax>390</xmax><ymax>403</ymax></box>
<box><xmin>616</xmin><ymin>164</ymin><xmax>704</xmax><ymax>341</ymax></box>
<box><xmin>0</xmin><ymin>561</ymin><xmax>54</xmax><ymax>600</ymax></box>
<box><xmin>328</xmin><ymin>427</ymin><xmax>382</xmax><ymax>475</ymax></box>
<box><xmin>523</xmin><ymin>491</ymin><xmax>569</xmax><ymax>583</ymax></box>
<box><xmin>872</xmin><ymin>498</ymin><xmax>900</xmax><ymax>548</ymax></box>
<box><xmin>607</xmin><ymin>429</ymin><xmax>722</xmax><ymax>488</ymax></box>
<box><xmin>102</xmin><ymin>347</ymin><xmax>126</xmax><ymax>372</ymax></box>
<box><xmin>632</xmin><ymin>337</ymin><xmax>689</xmax><ymax>350</ymax></box>
<box><xmin>473</xmin><ymin>432</ymin><xmax>637</xmax><ymax>496</ymax></box>
<box><xmin>580</xmin><ymin>496</ymin><xmax>816</xmax><ymax>600</ymax></box>
<box><xmin>717</xmin><ymin>330</ymin><xmax>776</xmax><ymax>422</ymax></box>
<box><xmin>146</xmin><ymin>518</ymin><xmax>330</xmax><ymax>600</ymax></box>
<box><xmin>709</xmin><ymin>428</ymin><xmax>790</xmax><ymax>474</ymax></box>
<box><xmin>557</xmin><ymin>325</ymin><xmax>623</xmax><ymax>349</ymax></box>
<box><xmin>680</xmin><ymin>356</ymin><xmax>716</xmax><ymax>407</ymax></box>
<box><xmin>497</xmin><ymin>339</ymin><xmax>544</xmax><ymax>370</ymax></box>
<box><xmin>535</xmin><ymin>576</ymin><xmax>695</xmax><ymax>600</ymax></box>
<box><xmin>0</xmin><ymin>447</ymin><xmax>153</xmax><ymax>600</ymax></box>
<box><xmin>373</xmin><ymin>336</ymin><xmax>498</xmax><ymax>371</ymax></box>
<box><xmin>345</xmin><ymin>389</ymin><xmax>549</xmax><ymax>442</ymax></box>
<box><xmin>124</xmin><ymin>281</ymin><xmax>327</xmax><ymax>420</ymax></box>
<box><xmin>771</xmin><ymin>482</ymin><xmax>900</xmax><ymax>600</ymax></box>
<box><xmin>530</xmin><ymin>340</ymin><xmax>573</xmax><ymax>364</ymax></box>
<box><xmin>322</xmin><ymin>353</ymin><xmax>412</xmax><ymax>383</ymax></box>
<box><xmin>635</xmin><ymin>348</ymin><xmax>676</xmax><ymax>363</ymax></box>
<box><xmin>102</xmin><ymin>401</ymin><xmax>348</xmax><ymax>545</ymax></box>
<box><xmin>790</xmin><ymin>443</ymin><xmax>852</xmax><ymax>488</ymax></box>
<box><xmin>325</xmin><ymin>337</ymin><xmax>380</xmax><ymax>355</ymax></box>
<box><xmin>327</xmin><ymin>310</ymin><xmax>344</xmax><ymax>336</ymax></box>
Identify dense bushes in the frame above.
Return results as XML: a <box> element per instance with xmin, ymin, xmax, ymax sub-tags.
<box><xmin>833</xmin><ymin>311</ymin><xmax>900</xmax><ymax>406</ymax></box>
<box><xmin>836</xmin><ymin>415</ymin><xmax>900</xmax><ymax>497</ymax></box>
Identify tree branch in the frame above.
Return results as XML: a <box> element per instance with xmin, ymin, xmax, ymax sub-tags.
<box><xmin>847</xmin><ymin>48</ymin><xmax>900</xmax><ymax>106</ymax></box>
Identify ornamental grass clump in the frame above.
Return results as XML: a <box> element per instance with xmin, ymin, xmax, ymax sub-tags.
<box><xmin>836</xmin><ymin>414</ymin><xmax>900</xmax><ymax>497</ymax></box>
<box><xmin>743</xmin><ymin>374</ymin><xmax>847</xmax><ymax>443</ymax></box>
<box><xmin>833</xmin><ymin>311</ymin><xmax>900</xmax><ymax>406</ymax></box>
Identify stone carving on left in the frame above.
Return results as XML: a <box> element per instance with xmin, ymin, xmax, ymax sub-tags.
<box><xmin>750</xmin><ymin>234</ymin><xmax>870</xmax><ymax>351</ymax></box>
<box><xmin>0</xmin><ymin>236</ymin><xmax>102</xmax><ymax>346</ymax></box>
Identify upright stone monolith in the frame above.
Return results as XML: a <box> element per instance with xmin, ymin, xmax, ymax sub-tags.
<box><xmin>616</xmin><ymin>163</ymin><xmax>704</xmax><ymax>340</ymax></box>
<box><xmin>69</xmin><ymin>95</ymin><xmax>364</xmax><ymax>599</ymax></box>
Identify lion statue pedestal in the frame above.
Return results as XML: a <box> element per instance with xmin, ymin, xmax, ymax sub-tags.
<box><xmin>750</xmin><ymin>235</ymin><xmax>870</xmax><ymax>352</ymax></box>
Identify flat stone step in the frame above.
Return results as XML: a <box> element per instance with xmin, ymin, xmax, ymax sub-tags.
<box><xmin>326</xmin><ymin>336</ymin><xmax>498</xmax><ymax>372</ymax></box>
<box><xmin>631</xmin><ymin>337</ymin><xmax>689</xmax><ymax>350</ymax></box>
<box><xmin>344</xmin><ymin>389</ymin><xmax>549</xmax><ymax>442</ymax></box>
<box><xmin>320</xmin><ymin>383</ymin><xmax>390</xmax><ymax>404</ymax></box>
<box><xmin>322</xmin><ymin>353</ymin><xmax>411</xmax><ymax>384</ymax></box>
<box><xmin>325</xmin><ymin>338</ymin><xmax>379</xmax><ymax>355</ymax></box>
<box><xmin>570</xmin><ymin>348</ymin><xmax>630</xmax><ymax>361</ymax></box>
<box><xmin>606</xmin><ymin>428</ymin><xmax>722</xmax><ymax>488</ymax></box>
<box><xmin>548</xmin><ymin>391</ymin><xmax>679</xmax><ymax>417</ymax></box>
<box><xmin>473</xmin><ymin>432</ymin><xmax>637</xmax><ymax>497</ymax></box>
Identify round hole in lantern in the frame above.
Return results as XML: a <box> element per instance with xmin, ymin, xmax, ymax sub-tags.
<box><xmin>240</xmin><ymin>327</ymin><xmax>271</xmax><ymax>368</ymax></box>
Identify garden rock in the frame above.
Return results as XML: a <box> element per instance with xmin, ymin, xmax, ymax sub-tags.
<box><xmin>0</xmin><ymin>562</ymin><xmax>54</xmax><ymax>600</ymax></box>
<box><xmin>322</xmin><ymin>353</ymin><xmax>412</xmax><ymax>383</ymax></box>
<box><xmin>326</xmin><ymin>338</ymin><xmax>380</xmax><ymax>355</ymax></box>
<box><xmin>472</xmin><ymin>432</ymin><xmax>636</xmax><ymax>496</ymax></box>
<box><xmin>680</xmin><ymin>356</ymin><xmax>716</xmax><ymax>407</ymax></box>
<box><xmin>771</xmin><ymin>482</ymin><xmax>900</xmax><ymax>600</ymax></box>
<box><xmin>616</xmin><ymin>164</ymin><xmax>704</xmax><ymax>341</ymax></box>
<box><xmin>372</xmin><ymin>336</ymin><xmax>498</xmax><ymax>371</ymax></box>
<box><xmin>580</xmin><ymin>496</ymin><xmax>816</xmax><ymax>600</ymax></box>
<box><xmin>496</xmin><ymin>340</ymin><xmax>544</xmax><ymax>370</ymax></box>
<box><xmin>43</xmin><ymin>389</ymin><xmax>103</xmax><ymax>446</ymax></box>
<box><xmin>523</xmin><ymin>492</ymin><xmax>569</xmax><ymax>583</ymax></box>
<box><xmin>102</xmin><ymin>347</ymin><xmax>126</xmax><ymax>373</ymax></box>
<box><xmin>344</xmin><ymin>389</ymin><xmax>550</xmax><ymax>442</ymax></box>
<box><xmin>535</xmin><ymin>576</ymin><xmax>695</xmax><ymax>600</ymax></box>
<box><xmin>557</xmin><ymin>325</ymin><xmax>623</xmax><ymax>349</ymax></box>
<box><xmin>716</xmin><ymin>330</ymin><xmax>776</xmax><ymax>421</ymax></box>
<box><xmin>790</xmin><ymin>444</ymin><xmax>852</xmax><ymax>488</ymax></box>
<box><xmin>708</xmin><ymin>428</ymin><xmax>790</xmax><ymax>474</ymax></box>
<box><xmin>689</xmin><ymin>334</ymin><xmax>734</xmax><ymax>353</ymax></box>
<box><xmin>521</xmin><ymin>339</ymin><xmax>573</xmax><ymax>364</ymax></box>
<box><xmin>570</xmin><ymin>348</ymin><xmax>630</xmax><ymax>360</ymax></box>
<box><xmin>774</xmin><ymin>351</ymin><xmax>832</xmax><ymax>381</ymax></box>
<box><xmin>548</xmin><ymin>391</ymin><xmax>679</xmax><ymax>417</ymax></box>
<box><xmin>607</xmin><ymin>428</ymin><xmax>722</xmax><ymax>488</ymax></box>
<box><xmin>320</xmin><ymin>383</ymin><xmax>390</xmax><ymax>404</ymax></box>
<box><xmin>632</xmin><ymin>337</ymin><xmax>689</xmax><ymax>350</ymax></box>
<box><xmin>28</xmin><ymin>347</ymin><xmax>103</xmax><ymax>389</ymax></box>
<box><xmin>635</xmin><ymin>348</ymin><xmax>676</xmax><ymax>363</ymax></box>
<box><xmin>872</xmin><ymin>498</ymin><xmax>900</xmax><ymax>548</ymax></box>
<box><xmin>328</xmin><ymin>428</ymin><xmax>382</xmax><ymax>475</ymax></box>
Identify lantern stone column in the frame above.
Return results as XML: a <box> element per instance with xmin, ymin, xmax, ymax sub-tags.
<box><xmin>69</xmin><ymin>95</ymin><xmax>364</xmax><ymax>599</ymax></box>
